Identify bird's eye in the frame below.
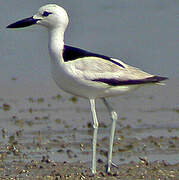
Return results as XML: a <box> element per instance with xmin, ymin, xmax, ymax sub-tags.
<box><xmin>42</xmin><ymin>11</ymin><xmax>52</xmax><ymax>17</ymax></box>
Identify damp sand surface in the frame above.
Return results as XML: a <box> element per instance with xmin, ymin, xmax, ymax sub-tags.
<box><xmin>0</xmin><ymin>79</ymin><xmax>178</xmax><ymax>179</ymax></box>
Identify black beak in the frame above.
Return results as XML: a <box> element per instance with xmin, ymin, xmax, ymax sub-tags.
<box><xmin>7</xmin><ymin>16</ymin><xmax>39</xmax><ymax>28</ymax></box>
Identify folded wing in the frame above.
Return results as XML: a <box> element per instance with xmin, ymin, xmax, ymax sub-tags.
<box><xmin>64</xmin><ymin>45</ymin><xmax>168</xmax><ymax>86</ymax></box>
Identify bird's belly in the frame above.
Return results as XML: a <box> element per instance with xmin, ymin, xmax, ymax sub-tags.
<box><xmin>51</xmin><ymin>66</ymin><xmax>105</xmax><ymax>98</ymax></box>
<box><xmin>51</xmin><ymin>63</ymin><xmax>137</xmax><ymax>98</ymax></box>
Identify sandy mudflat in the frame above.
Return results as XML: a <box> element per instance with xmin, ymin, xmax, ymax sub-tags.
<box><xmin>0</xmin><ymin>80</ymin><xmax>178</xmax><ymax>179</ymax></box>
<box><xmin>0</xmin><ymin>158</ymin><xmax>179</xmax><ymax>179</ymax></box>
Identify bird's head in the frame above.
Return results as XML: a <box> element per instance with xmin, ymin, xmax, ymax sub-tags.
<box><xmin>7</xmin><ymin>4</ymin><xmax>69</xmax><ymax>30</ymax></box>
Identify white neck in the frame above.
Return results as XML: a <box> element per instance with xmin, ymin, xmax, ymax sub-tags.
<box><xmin>48</xmin><ymin>27</ymin><xmax>65</xmax><ymax>64</ymax></box>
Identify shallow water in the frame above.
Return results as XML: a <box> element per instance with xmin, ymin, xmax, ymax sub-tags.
<box><xmin>0</xmin><ymin>79</ymin><xmax>178</xmax><ymax>167</ymax></box>
<box><xmin>0</xmin><ymin>1</ymin><xmax>178</xmax><ymax>176</ymax></box>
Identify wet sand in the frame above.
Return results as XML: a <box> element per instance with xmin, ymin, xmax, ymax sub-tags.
<box><xmin>2</xmin><ymin>0</ymin><xmax>179</xmax><ymax>178</ymax></box>
<box><xmin>0</xmin><ymin>79</ymin><xmax>178</xmax><ymax>179</ymax></box>
<box><xmin>1</xmin><ymin>158</ymin><xmax>179</xmax><ymax>179</ymax></box>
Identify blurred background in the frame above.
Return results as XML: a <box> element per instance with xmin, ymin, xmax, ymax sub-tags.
<box><xmin>1</xmin><ymin>0</ymin><xmax>178</xmax><ymax>98</ymax></box>
<box><xmin>0</xmin><ymin>0</ymin><xmax>178</xmax><ymax>165</ymax></box>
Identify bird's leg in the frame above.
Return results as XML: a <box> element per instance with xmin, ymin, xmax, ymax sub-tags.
<box><xmin>102</xmin><ymin>98</ymin><xmax>118</xmax><ymax>173</ymax></box>
<box><xmin>89</xmin><ymin>99</ymin><xmax>99</xmax><ymax>174</ymax></box>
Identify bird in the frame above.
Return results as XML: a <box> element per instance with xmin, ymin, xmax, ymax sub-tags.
<box><xmin>7</xmin><ymin>4</ymin><xmax>168</xmax><ymax>174</ymax></box>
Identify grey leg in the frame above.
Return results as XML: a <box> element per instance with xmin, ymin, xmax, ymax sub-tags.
<box><xmin>102</xmin><ymin>98</ymin><xmax>118</xmax><ymax>173</ymax></box>
<box><xmin>89</xmin><ymin>98</ymin><xmax>98</xmax><ymax>174</ymax></box>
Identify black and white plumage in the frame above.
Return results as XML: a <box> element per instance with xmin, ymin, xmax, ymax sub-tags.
<box><xmin>7</xmin><ymin>4</ymin><xmax>168</xmax><ymax>174</ymax></box>
<box><xmin>63</xmin><ymin>45</ymin><xmax>125</xmax><ymax>68</ymax></box>
<box><xmin>63</xmin><ymin>45</ymin><xmax>167</xmax><ymax>86</ymax></box>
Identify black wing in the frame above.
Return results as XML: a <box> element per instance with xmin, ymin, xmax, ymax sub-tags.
<box><xmin>63</xmin><ymin>45</ymin><xmax>125</xmax><ymax>68</ymax></box>
<box><xmin>92</xmin><ymin>76</ymin><xmax>168</xmax><ymax>86</ymax></box>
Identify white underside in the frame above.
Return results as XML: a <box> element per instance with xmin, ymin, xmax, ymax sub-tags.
<box><xmin>51</xmin><ymin>59</ymin><xmax>141</xmax><ymax>99</ymax></box>
<box><xmin>48</xmin><ymin>27</ymin><xmax>156</xmax><ymax>99</ymax></box>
